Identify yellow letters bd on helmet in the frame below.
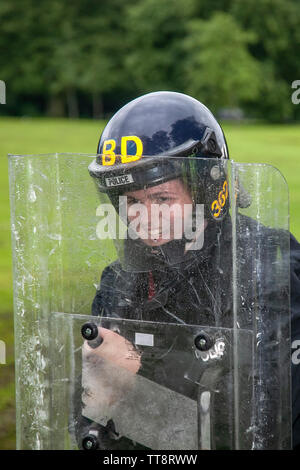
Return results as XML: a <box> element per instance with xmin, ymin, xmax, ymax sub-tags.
<box><xmin>102</xmin><ymin>136</ymin><xmax>144</xmax><ymax>166</ymax></box>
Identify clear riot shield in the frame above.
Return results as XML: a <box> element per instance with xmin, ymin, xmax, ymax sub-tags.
<box><xmin>8</xmin><ymin>153</ymin><xmax>291</xmax><ymax>450</ymax></box>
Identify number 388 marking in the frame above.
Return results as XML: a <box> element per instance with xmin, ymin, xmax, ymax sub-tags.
<box><xmin>211</xmin><ymin>181</ymin><xmax>228</xmax><ymax>218</ymax></box>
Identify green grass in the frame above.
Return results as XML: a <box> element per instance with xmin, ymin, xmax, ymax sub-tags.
<box><xmin>223</xmin><ymin>123</ymin><xmax>300</xmax><ymax>237</ymax></box>
<box><xmin>0</xmin><ymin>117</ymin><xmax>299</xmax><ymax>450</ymax></box>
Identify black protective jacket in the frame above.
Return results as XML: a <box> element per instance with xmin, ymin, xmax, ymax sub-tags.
<box><xmin>77</xmin><ymin>214</ymin><xmax>300</xmax><ymax>449</ymax></box>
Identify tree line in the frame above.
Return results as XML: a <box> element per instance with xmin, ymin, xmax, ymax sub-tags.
<box><xmin>0</xmin><ymin>0</ymin><xmax>299</xmax><ymax>122</ymax></box>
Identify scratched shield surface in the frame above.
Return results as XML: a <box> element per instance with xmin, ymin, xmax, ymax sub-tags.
<box><xmin>8</xmin><ymin>154</ymin><xmax>291</xmax><ymax>449</ymax></box>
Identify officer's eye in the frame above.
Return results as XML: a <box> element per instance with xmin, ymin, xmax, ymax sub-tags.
<box><xmin>127</xmin><ymin>196</ymin><xmax>139</xmax><ymax>206</ymax></box>
<box><xmin>156</xmin><ymin>196</ymin><xmax>171</xmax><ymax>203</ymax></box>
<box><xmin>154</xmin><ymin>194</ymin><xmax>178</xmax><ymax>204</ymax></box>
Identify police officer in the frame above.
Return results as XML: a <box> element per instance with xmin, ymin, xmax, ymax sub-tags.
<box><xmin>78</xmin><ymin>91</ymin><xmax>300</xmax><ymax>450</ymax></box>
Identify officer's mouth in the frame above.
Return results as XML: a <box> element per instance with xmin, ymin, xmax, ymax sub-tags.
<box><xmin>140</xmin><ymin>231</ymin><xmax>174</xmax><ymax>246</ymax></box>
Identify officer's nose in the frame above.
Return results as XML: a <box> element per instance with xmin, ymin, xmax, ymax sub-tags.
<box><xmin>143</xmin><ymin>200</ymin><xmax>162</xmax><ymax>230</ymax></box>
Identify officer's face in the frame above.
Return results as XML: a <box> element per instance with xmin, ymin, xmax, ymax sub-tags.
<box><xmin>125</xmin><ymin>179</ymin><xmax>193</xmax><ymax>246</ymax></box>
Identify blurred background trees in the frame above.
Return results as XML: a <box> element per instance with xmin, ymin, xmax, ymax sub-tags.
<box><xmin>0</xmin><ymin>0</ymin><xmax>299</xmax><ymax>121</ymax></box>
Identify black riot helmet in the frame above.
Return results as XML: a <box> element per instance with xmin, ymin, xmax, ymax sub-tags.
<box><xmin>88</xmin><ymin>91</ymin><xmax>230</xmax><ymax>223</ymax></box>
